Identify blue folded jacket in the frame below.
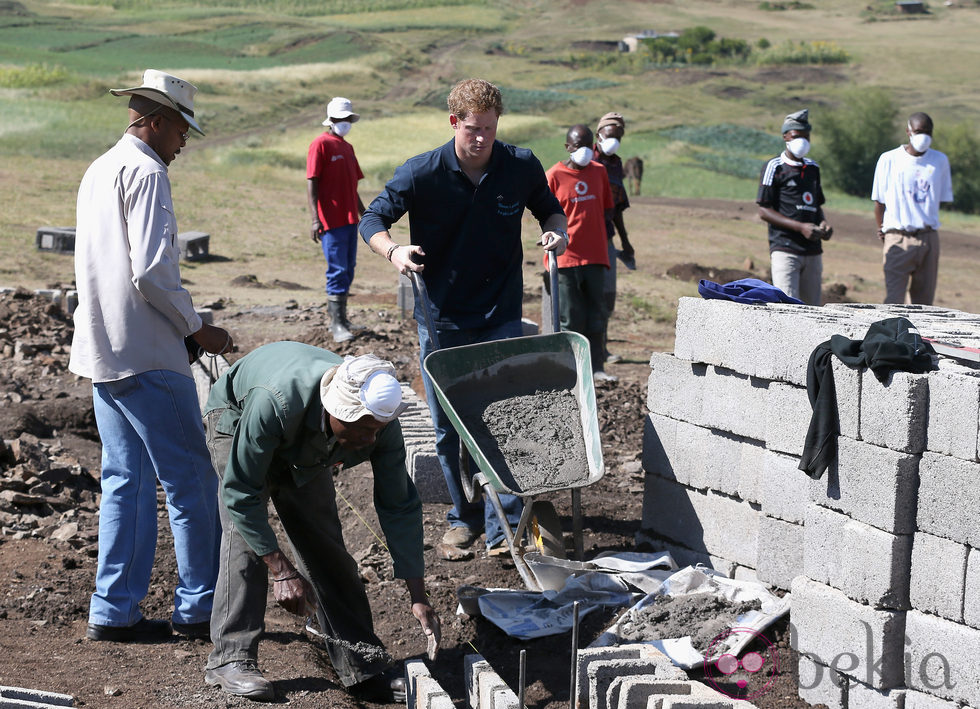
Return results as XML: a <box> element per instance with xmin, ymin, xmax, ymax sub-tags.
<box><xmin>697</xmin><ymin>278</ymin><xmax>804</xmax><ymax>305</ymax></box>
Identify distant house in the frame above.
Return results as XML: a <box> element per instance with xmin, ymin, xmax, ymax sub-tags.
<box><xmin>619</xmin><ymin>30</ymin><xmax>680</xmax><ymax>53</ymax></box>
<box><xmin>896</xmin><ymin>1</ymin><xmax>926</xmax><ymax>12</ymax></box>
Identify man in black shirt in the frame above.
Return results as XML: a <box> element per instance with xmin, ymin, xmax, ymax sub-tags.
<box><xmin>757</xmin><ymin>108</ymin><xmax>832</xmax><ymax>305</ymax></box>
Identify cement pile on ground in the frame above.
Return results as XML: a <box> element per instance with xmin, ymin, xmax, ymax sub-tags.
<box><xmin>615</xmin><ymin>592</ymin><xmax>762</xmax><ymax>653</ymax></box>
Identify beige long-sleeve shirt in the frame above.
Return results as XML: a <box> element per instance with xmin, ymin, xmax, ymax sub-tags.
<box><xmin>70</xmin><ymin>134</ymin><xmax>202</xmax><ymax>383</ymax></box>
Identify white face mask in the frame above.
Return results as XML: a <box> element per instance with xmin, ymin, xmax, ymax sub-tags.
<box><xmin>909</xmin><ymin>132</ymin><xmax>931</xmax><ymax>153</ymax></box>
<box><xmin>786</xmin><ymin>137</ymin><xmax>810</xmax><ymax>159</ymax></box>
<box><xmin>598</xmin><ymin>137</ymin><xmax>620</xmax><ymax>155</ymax></box>
<box><xmin>331</xmin><ymin>121</ymin><xmax>352</xmax><ymax>137</ymax></box>
<box><xmin>569</xmin><ymin>146</ymin><xmax>594</xmax><ymax>166</ymax></box>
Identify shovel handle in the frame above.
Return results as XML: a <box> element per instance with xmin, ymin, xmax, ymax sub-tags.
<box><xmin>410</xmin><ymin>270</ymin><xmax>441</xmax><ymax>351</ymax></box>
<box><xmin>548</xmin><ymin>249</ymin><xmax>560</xmax><ymax>333</ymax></box>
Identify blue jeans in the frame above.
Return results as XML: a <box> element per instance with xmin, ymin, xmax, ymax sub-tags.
<box><xmin>417</xmin><ymin>319</ymin><xmax>524</xmax><ymax>547</ymax></box>
<box><xmin>89</xmin><ymin>369</ymin><xmax>220</xmax><ymax>627</ymax></box>
<box><xmin>322</xmin><ymin>223</ymin><xmax>358</xmax><ymax>295</ymax></box>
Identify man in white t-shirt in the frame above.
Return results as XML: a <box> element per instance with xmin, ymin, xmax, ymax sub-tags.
<box><xmin>872</xmin><ymin>112</ymin><xmax>953</xmax><ymax>305</ymax></box>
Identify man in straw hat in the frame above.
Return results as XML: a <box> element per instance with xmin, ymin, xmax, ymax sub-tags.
<box><xmin>71</xmin><ymin>69</ymin><xmax>233</xmax><ymax>643</ymax></box>
<box><xmin>203</xmin><ymin>342</ymin><xmax>440</xmax><ymax>703</ymax></box>
<box><xmin>307</xmin><ymin>97</ymin><xmax>366</xmax><ymax>343</ymax></box>
<box><xmin>757</xmin><ymin>108</ymin><xmax>833</xmax><ymax>305</ymax></box>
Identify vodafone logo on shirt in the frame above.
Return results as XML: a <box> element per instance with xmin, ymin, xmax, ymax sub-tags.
<box><xmin>571</xmin><ymin>180</ymin><xmax>596</xmax><ymax>203</ymax></box>
<box><xmin>802</xmin><ymin>191</ymin><xmax>814</xmax><ymax>205</ymax></box>
<box><xmin>575</xmin><ymin>180</ymin><xmax>588</xmax><ymax>195</ymax></box>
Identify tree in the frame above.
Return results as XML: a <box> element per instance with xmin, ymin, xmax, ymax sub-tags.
<box><xmin>818</xmin><ymin>89</ymin><xmax>900</xmax><ymax>197</ymax></box>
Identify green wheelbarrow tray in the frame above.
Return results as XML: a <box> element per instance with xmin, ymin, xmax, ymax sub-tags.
<box><xmin>423</xmin><ymin>330</ymin><xmax>605</xmax><ymax>590</ymax></box>
<box><xmin>423</xmin><ymin>330</ymin><xmax>604</xmax><ymax>495</ymax></box>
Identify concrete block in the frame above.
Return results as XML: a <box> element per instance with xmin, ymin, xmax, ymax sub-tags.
<box><xmin>910</xmin><ymin>532</ymin><xmax>968</xmax><ymax>622</ymax></box>
<box><xmin>405</xmin><ymin>659</ymin><xmax>430</xmax><ymax>709</ymax></box>
<box><xmin>672</xmin><ymin>297</ymin><xmax>739</xmax><ymax>367</ymax></box>
<box><xmin>590</xmin><ymin>659</ymin><xmax>683</xmax><ymax>709</ymax></box>
<box><xmin>34</xmin><ymin>226</ymin><xmax>75</xmax><ymax>253</ymax></box>
<box><xmin>699</xmin><ymin>366</ymin><xmax>769</xmax><ymax>442</ymax></box>
<box><xmin>415</xmin><ymin>675</ymin><xmax>450</xmax><ymax>709</ymax></box>
<box><xmin>860</xmin><ymin>370</ymin><xmax>929</xmax><ymax>453</ymax></box>
<box><xmin>177</xmin><ymin>230</ymin><xmax>210</xmax><ymax>261</ymax></box>
<box><xmin>904</xmin><ymin>689</ymin><xmax>961</xmax><ymax>709</ymax></box>
<box><xmin>803</xmin><ymin>504</ymin><xmax>912</xmax><ymax>609</ymax></box>
<box><xmin>0</xmin><ymin>685</ymin><xmax>75</xmax><ymax>707</ymax></box>
<box><xmin>641</xmin><ymin>476</ymin><xmax>759</xmax><ymax>568</ymax></box>
<box><xmin>833</xmin><ymin>358</ymin><xmax>862</xmax><ymax>440</ymax></box>
<box><xmin>64</xmin><ymin>289</ymin><xmax>78</xmax><ymax>315</ymax></box>
<box><xmin>917</xmin><ymin>452</ymin><xmax>980</xmax><ymax>546</ymax></box>
<box><xmin>905</xmin><ymin>609</ymin><xmax>980</xmax><ymax>706</ymax></box>
<box><xmin>608</xmin><ymin>677</ymin><xmax>692</xmax><ymax>709</ymax></box>
<box><xmin>575</xmin><ymin>644</ymin><xmax>684</xmax><ymax>707</ymax></box>
<box><xmin>847</xmin><ymin>681</ymin><xmax>906</xmax><ymax>709</ymax></box>
<box><xmin>926</xmin><ymin>369</ymin><xmax>980</xmax><ymax>461</ymax></box>
<box><xmin>428</xmin><ymin>694</ymin><xmax>454</xmax><ymax>709</ymax></box>
<box><xmin>810</xmin><ymin>436</ymin><xmax>919</xmax><ymax>534</ymax></box>
<box><xmin>965</xmin><ymin>547</ymin><xmax>980</xmax><ymax>629</ymax></box>
<box><xmin>647</xmin><ymin>353</ymin><xmax>707</xmax><ymax>424</ymax></box>
<box><xmin>676</xmin><ymin>423</ymin><xmax>742</xmax><ymax>496</ymax></box>
<box><xmin>642</xmin><ymin>414</ymin><xmax>677</xmax><ymax>480</ymax></box>
<box><xmin>790</xmin><ymin>576</ymin><xmax>906</xmax><ymax>689</ymax></box>
<box><xmin>756</xmin><ymin>515</ymin><xmax>803</xmax><ymax>590</ymax></box>
<box><xmin>764</xmin><ymin>382</ymin><xmax>810</xmax><ymax>456</ymax></box>
<box><xmin>482</xmin><ymin>674</ymin><xmax>518</xmax><ymax>709</ymax></box>
<box><xmin>797</xmin><ymin>653</ymin><xmax>847</xmax><ymax>709</ymax></box>
<box><xmin>762</xmin><ymin>308</ymin><xmax>866</xmax><ymax>387</ymax></box>
<box><xmin>760</xmin><ymin>450</ymin><xmax>808</xmax><ymax>524</ymax></box>
<box><xmin>464</xmin><ymin>654</ymin><xmax>492</xmax><ymax>709</ymax></box>
<box><xmin>732</xmin><ymin>565</ymin><xmax>759</xmax><ymax>583</ymax></box>
<box><xmin>737</xmin><ymin>440</ymin><xmax>766</xmax><ymax>506</ymax></box>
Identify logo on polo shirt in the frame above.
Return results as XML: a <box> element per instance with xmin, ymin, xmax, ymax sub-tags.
<box><xmin>802</xmin><ymin>191</ymin><xmax>814</xmax><ymax>205</ymax></box>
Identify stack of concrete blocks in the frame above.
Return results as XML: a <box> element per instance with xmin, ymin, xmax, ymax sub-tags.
<box><xmin>641</xmin><ymin>297</ymin><xmax>980</xmax><ymax>709</ymax></box>
<box><xmin>399</xmin><ymin>384</ymin><xmax>449</xmax><ymax>503</ymax></box>
<box><xmin>574</xmin><ymin>644</ymin><xmax>756</xmax><ymax>709</ymax></box>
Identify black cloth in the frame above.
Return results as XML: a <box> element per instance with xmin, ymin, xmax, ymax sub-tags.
<box><xmin>799</xmin><ymin>317</ymin><xmax>936</xmax><ymax>479</ymax></box>
<box><xmin>757</xmin><ymin>154</ymin><xmax>825</xmax><ymax>256</ymax></box>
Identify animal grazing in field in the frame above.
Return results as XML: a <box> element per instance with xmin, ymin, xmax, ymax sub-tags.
<box><xmin>624</xmin><ymin>156</ymin><xmax>644</xmax><ymax>196</ymax></box>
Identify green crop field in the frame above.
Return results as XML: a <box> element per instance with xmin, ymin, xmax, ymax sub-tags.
<box><xmin>3</xmin><ymin>0</ymin><xmax>980</xmax><ymax>338</ymax></box>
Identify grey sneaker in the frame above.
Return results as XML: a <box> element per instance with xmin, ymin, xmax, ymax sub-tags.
<box><xmin>205</xmin><ymin>660</ymin><xmax>275</xmax><ymax>701</ymax></box>
<box><xmin>593</xmin><ymin>370</ymin><xmax>619</xmax><ymax>383</ymax></box>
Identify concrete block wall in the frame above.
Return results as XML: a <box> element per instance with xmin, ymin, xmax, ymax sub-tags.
<box><xmin>642</xmin><ymin>297</ymin><xmax>980</xmax><ymax>708</ymax></box>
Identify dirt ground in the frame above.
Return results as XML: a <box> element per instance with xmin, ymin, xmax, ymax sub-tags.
<box><xmin>0</xmin><ymin>279</ymin><xmax>829</xmax><ymax>709</ymax></box>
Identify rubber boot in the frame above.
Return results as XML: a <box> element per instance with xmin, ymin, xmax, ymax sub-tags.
<box><xmin>328</xmin><ymin>295</ymin><xmax>353</xmax><ymax>343</ymax></box>
<box><xmin>338</xmin><ymin>293</ymin><xmax>365</xmax><ymax>332</ymax></box>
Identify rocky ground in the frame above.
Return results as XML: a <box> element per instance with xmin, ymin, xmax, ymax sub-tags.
<box><xmin>0</xmin><ymin>288</ymin><xmax>821</xmax><ymax>709</ymax></box>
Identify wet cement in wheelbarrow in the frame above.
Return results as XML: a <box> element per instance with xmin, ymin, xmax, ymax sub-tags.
<box><xmin>447</xmin><ymin>362</ymin><xmax>590</xmax><ymax>493</ymax></box>
<box><xmin>613</xmin><ymin>592</ymin><xmax>762</xmax><ymax>653</ymax></box>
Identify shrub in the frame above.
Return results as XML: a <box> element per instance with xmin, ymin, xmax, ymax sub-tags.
<box><xmin>754</xmin><ymin>40</ymin><xmax>849</xmax><ymax>65</ymax></box>
<box><xmin>940</xmin><ymin>122</ymin><xmax>980</xmax><ymax>215</ymax></box>
<box><xmin>0</xmin><ymin>63</ymin><xmax>69</xmax><ymax>88</ymax></box>
<box><xmin>819</xmin><ymin>88</ymin><xmax>900</xmax><ymax>198</ymax></box>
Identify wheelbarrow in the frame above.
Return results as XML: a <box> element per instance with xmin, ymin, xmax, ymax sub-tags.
<box><xmin>414</xmin><ymin>252</ymin><xmax>605</xmax><ymax>591</ymax></box>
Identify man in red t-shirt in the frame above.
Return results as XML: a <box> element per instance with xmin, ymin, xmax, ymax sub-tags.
<box><xmin>546</xmin><ymin>124</ymin><xmax>616</xmax><ymax>381</ymax></box>
<box><xmin>307</xmin><ymin>97</ymin><xmax>365</xmax><ymax>342</ymax></box>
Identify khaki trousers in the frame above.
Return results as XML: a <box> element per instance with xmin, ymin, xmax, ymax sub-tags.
<box><xmin>882</xmin><ymin>228</ymin><xmax>939</xmax><ymax>305</ymax></box>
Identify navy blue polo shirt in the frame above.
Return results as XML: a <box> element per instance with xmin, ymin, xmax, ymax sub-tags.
<box><xmin>359</xmin><ymin>139</ymin><xmax>563</xmax><ymax>329</ymax></box>
<box><xmin>757</xmin><ymin>154</ymin><xmax>825</xmax><ymax>256</ymax></box>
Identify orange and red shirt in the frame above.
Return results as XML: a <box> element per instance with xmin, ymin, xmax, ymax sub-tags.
<box><xmin>545</xmin><ymin>160</ymin><xmax>613</xmax><ymax>269</ymax></box>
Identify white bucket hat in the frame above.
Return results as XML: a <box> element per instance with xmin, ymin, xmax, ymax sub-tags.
<box><xmin>320</xmin><ymin>354</ymin><xmax>408</xmax><ymax>424</ymax></box>
<box><xmin>110</xmin><ymin>69</ymin><xmax>204</xmax><ymax>136</ymax></box>
<box><xmin>322</xmin><ymin>96</ymin><xmax>360</xmax><ymax>127</ymax></box>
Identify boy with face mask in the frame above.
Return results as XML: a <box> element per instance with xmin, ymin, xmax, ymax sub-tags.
<box><xmin>757</xmin><ymin>108</ymin><xmax>833</xmax><ymax>305</ymax></box>
<box><xmin>593</xmin><ymin>111</ymin><xmax>635</xmax><ymax>365</ymax></box>
<box><xmin>546</xmin><ymin>124</ymin><xmax>617</xmax><ymax>381</ymax></box>
<box><xmin>872</xmin><ymin>111</ymin><xmax>953</xmax><ymax>305</ymax></box>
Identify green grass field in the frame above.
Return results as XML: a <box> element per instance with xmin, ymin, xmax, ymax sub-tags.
<box><xmin>2</xmin><ymin>0</ymin><xmax>979</xmax><ymax>323</ymax></box>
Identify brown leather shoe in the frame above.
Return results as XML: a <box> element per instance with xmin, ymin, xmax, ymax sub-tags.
<box><xmin>205</xmin><ymin>660</ymin><xmax>275</xmax><ymax>701</ymax></box>
<box><xmin>441</xmin><ymin>526</ymin><xmax>478</xmax><ymax>548</ymax></box>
